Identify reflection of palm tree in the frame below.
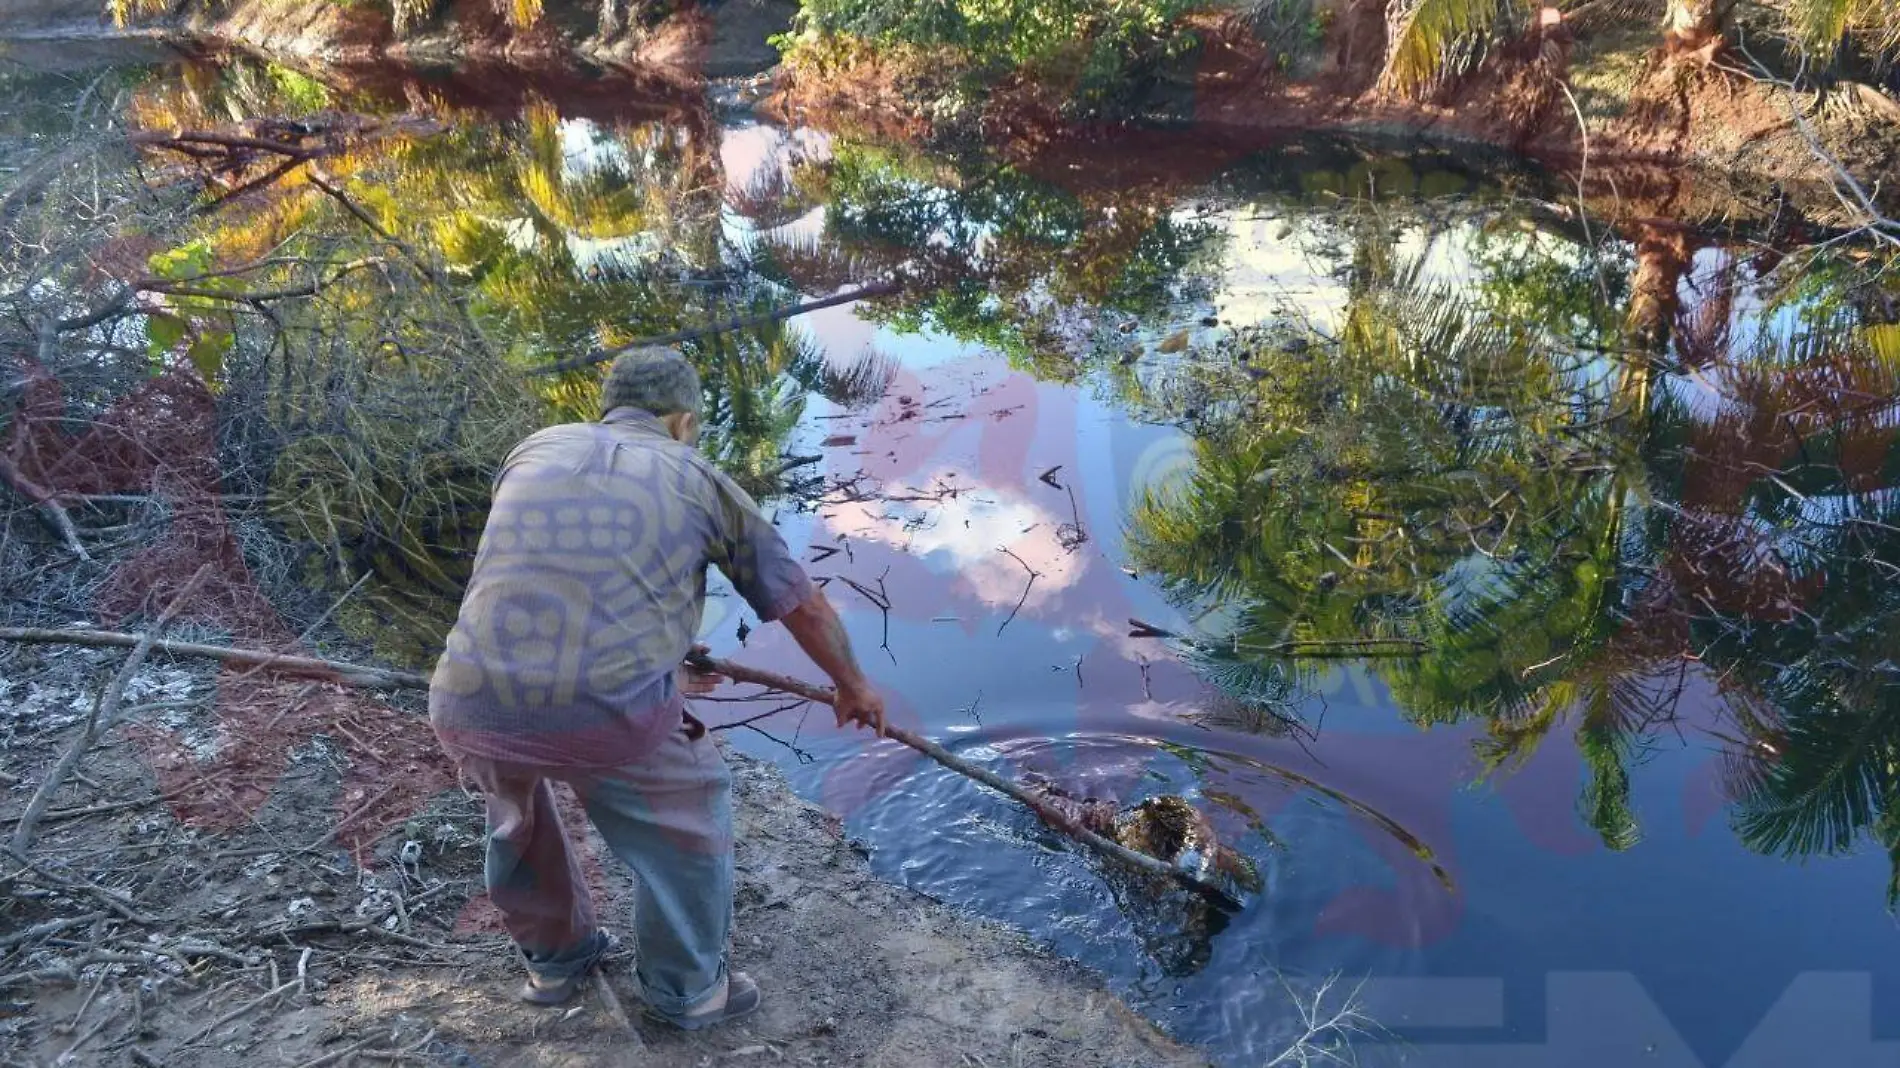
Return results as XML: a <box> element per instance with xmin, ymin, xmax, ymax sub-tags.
<box><xmin>1131</xmin><ymin>216</ymin><xmax>1900</xmax><ymax>880</ymax></box>
<box><xmin>125</xmin><ymin>60</ymin><xmax>854</xmax><ymax>661</ymax></box>
<box><xmin>1126</xmin><ymin>212</ymin><xmax>1671</xmax><ymax>852</ymax></box>
<box><xmin>1700</xmin><ymin>318</ymin><xmax>1900</xmax><ymax>900</ymax></box>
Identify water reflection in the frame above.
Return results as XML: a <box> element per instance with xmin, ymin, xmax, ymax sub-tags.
<box><xmin>115</xmin><ymin>54</ymin><xmax>893</xmax><ymax>659</ymax></box>
<box><xmin>16</xmin><ymin>46</ymin><xmax>1899</xmax><ymax>1065</ymax></box>
<box><xmin>1120</xmin><ymin>200</ymin><xmax>1900</xmax><ymax>885</ymax></box>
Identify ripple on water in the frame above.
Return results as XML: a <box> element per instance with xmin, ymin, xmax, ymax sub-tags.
<box><xmin>823</xmin><ymin>727</ymin><xmax>1444</xmax><ymax>1062</ymax></box>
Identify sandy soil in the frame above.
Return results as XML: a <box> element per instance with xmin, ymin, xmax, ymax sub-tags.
<box><xmin>0</xmin><ymin>644</ymin><xmax>1206</xmax><ymax>1068</ymax></box>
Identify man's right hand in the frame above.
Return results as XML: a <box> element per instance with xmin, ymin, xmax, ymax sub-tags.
<box><xmin>832</xmin><ymin>680</ymin><xmax>887</xmax><ymax>737</ymax></box>
<box><xmin>781</xmin><ymin>589</ymin><xmax>887</xmax><ymax>738</ymax></box>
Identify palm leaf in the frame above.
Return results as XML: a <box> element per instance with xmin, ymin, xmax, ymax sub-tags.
<box><xmin>815</xmin><ymin>346</ymin><xmax>899</xmax><ymax>409</ymax></box>
<box><xmin>1791</xmin><ymin>0</ymin><xmax>1856</xmax><ymax>53</ymax></box>
<box><xmin>1380</xmin><ymin>0</ymin><xmax>1531</xmax><ymax>96</ymax></box>
<box><xmin>1731</xmin><ymin>700</ymin><xmax>1900</xmax><ymax>859</ymax></box>
<box><xmin>1577</xmin><ymin>707</ymin><xmax>1642</xmax><ymax>851</ymax></box>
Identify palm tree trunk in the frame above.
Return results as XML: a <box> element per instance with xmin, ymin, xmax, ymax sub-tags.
<box><xmin>1627</xmin><ymin>223</ymin><xmax>1692</xmax><ymax>356</ymax></box>
<box><xmin>1662</xmin><ymin>0</ymin><xmax>1732</xmax><ymax>56</ymax></box>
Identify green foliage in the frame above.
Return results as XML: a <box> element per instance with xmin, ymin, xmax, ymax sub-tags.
<box><xmin>766</xmin><ymin>138</ymin><xmax>1220</xmax><ymax>369</ymax></box>
<box><xmin>788</xmin><ymin>0</ymin><xmax>1200</xmax><ymax>101</ymax></box>
<box><xmin>1245</xmin><ymin>0</ymin><xmax>1331</xmax><ymax>77</ymax></box>
<box><xmin>265</xmin><ymin>64</ymin><xmax>333</xmax><ymax>113</ymax></box>
<box><xmin>124</xmin><ymin>59</ymin><xmax>861</xmax><ymax>660</ymax></box>
<box><xmin>1380</xmin><ymin>0</ymin><xmax>1531</xmax><ymax>96</ymax></box>
<box><xmin>1778</xmin><ymin>0</ymin><xmax>1900</xmax><ymax>63</ymax></box>
<box><xmin>1124</xmin><ymin>208</ymin><xmax>1900</xmax><ymax>877</ymax></box>
<box><xmin>143</xmin><ymin>239</ymin><xmax>240</xmax><ymax>387</ymax></box>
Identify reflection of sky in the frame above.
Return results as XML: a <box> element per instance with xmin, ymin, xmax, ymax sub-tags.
<box><xmin>1212</xmin><ymin>209</ymin><xmax>1479</xmax><ymax>332</ymax></box>
<box><xmin>698</xmin><ymin>124</ymin><xmax>1900</xmax><ymax>1068</ymax></box>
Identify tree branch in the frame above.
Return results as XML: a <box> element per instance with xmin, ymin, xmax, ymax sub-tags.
<box><xmin>0</xmin><ymin>452</ymin><xmax>90</xmax><ymax>562</ymax></box>
<box><xmin>0</xmin><ymin>627</ymin><xmax>427</xmax><ymax>689</ymax></box>
<box><xmin>687</xmin><ymin>653</ymin><xmax>1245</xmax><ymax>910</ymax></box>
<box><xmin>531</xmin><ymin>282</ymin><xmax>902</xmax><ymax>376</ymax></box>
<box><xmin>10</xmin><ymin>564</ymin><xmax>212</xmax><ymax>854</ymax></box>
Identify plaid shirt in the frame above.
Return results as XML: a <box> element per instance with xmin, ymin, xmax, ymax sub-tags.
<box><xmin>429</xmin><ymin>408</ymin><xmax>814</xmax><ymax>768</ymax></box>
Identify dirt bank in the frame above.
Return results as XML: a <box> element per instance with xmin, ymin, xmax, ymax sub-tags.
<box><xmin>0</xmin><ymin>0</ymin><xmax>799</xmax><ymax>79</ymax></box>
<box><xmin>0</xmin><ymin>641</ymin><xmax>1205</xmax><ymax>1067</ymax></box>
<box><xmin>10</xmin><ymin>0</ymin><xmax>1894</xmax><ymax>202</ymax></box>
<box><xmin>766</xmin><ymin>11</ymin><xmax>1900</xmax><ymax>219</ymax></box>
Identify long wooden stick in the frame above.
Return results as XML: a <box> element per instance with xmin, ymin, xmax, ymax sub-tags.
<box><xmin>0</xmin><ymin>625</ymin><xmax>1240</xmax><ymax>907</ymax></box>
<box><xmin>690</xmin><ymin>654</ymin><xmax>1243</xmax><ymax>910</ymax></box>
<box><xmin>0</xmin><ymin>627</ymin><xmax>426</xmax><ymax>690</ymax></box>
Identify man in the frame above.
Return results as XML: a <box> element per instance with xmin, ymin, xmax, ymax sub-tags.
<box><xmin>429</xmin><ymin>346</ymin><xmax>886</xmax><ymax>1029</ymax></box>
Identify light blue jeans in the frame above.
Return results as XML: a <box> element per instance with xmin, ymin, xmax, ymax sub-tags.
<box><xmin>455</xmin><ymin>725</ymin><xmax>735</xmax><ymax>1016</ymax></box>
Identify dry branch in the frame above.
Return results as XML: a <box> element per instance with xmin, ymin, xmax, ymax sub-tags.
<box><xmin>0</xmin><ymin>452</ymin><xmax>90</xmax><ymax>562</ymax></box>
<box><xmin>0</xmin><ymin>625</ymin><xmax>1242</xmax><ymax>909</ymax></box>
<box><xmin>0</xmin><ymin>628</ymin><xmax>427</xmax><ymax>689</ymax></box>
<box><xmin>174</xmin><ymin>979</ymin><xmax>300</xmax><ymax>1050</ymax></box>
<box><xmin>689</xmin><ymin>654</ymin><xmax>1244</xmax><ymax>910</ymax></box>
<box><xmin>533</xmin><ymin>282</ymin><xmax>903</xmax><ymax>376</ymax></box>
<box><xmin>10</xmin><ymin>564</ymin><xmax>211</xmax><ymax>855</ymax></box>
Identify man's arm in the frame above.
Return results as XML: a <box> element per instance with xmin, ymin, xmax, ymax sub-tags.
<box><xmin>780</xmin><ymin>589</ymin><xmax>886</xmax><ymax>736</ymax></box>
<box><xmin>699</xmin><ymin>465</ymin><xmax>887</xmax><ymax>736</ymax></box>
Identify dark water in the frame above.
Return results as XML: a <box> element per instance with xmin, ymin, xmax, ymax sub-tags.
<box><xmin>8</xmin><ymin>49</ymin><xmax>1900</xmax><ymax>1067</ymax></box>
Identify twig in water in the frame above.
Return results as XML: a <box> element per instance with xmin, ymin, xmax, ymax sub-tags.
<box><xmin>709</xmin><ymin>699</ymin><xmax>812</xmax><ymax>732</ymax></box>
<box><xmin>1128</xmin><ymin>618</ymin><xmax>1177</xmax><ymax>639</ymax></box>
<box><xmin>996</xmin><ymin>547</ymin><xmax>1039</xmax><ymax>637</ymax></box>
<box><xmin>770</xmin><ymin>454</ymin><xmax>824</xmax><ymax>480</ymax></box>
<box><xmin>533</xmin><ymin>283</ymin><xmax>902</xmax><ymax>376</ymax></box>
<box><xmin>1263</xmin><ymin>971</ymin><xmax>1380</xmax><ymax>1068</ymax></box>
<box><xmin>838</xmin><ymin>568</ymin><xmax>896</xmax><ymax>661</ymax></box>
<box><xmin>737</xmin><ymin>721</ymin><xmax>817</xmax><ymax>764</ymax></box>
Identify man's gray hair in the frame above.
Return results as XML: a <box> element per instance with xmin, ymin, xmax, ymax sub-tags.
<box><xmin>601</xmin><ymin>346</ymin><xmax>703</xmax><ymax>419</ymax></box>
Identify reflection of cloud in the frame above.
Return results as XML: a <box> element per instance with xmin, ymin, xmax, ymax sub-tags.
<box><xmin>823</xmin><ymin>470</ymin><xmax>1086</xmax><ymax>610</ymax></box>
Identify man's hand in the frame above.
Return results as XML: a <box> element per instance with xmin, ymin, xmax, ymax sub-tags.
<box><xmin>678</xmin><ymin>646</ymin><xmax>724</xmax><ymax>697</ymax></box>
<box><xmin>832</xmin><ymin>680</ymin><xmax>886</xmax><ymax>737</ymax></box>
<box><xmin>781</xmin><ymin>591</ymin><xmax>886</xmax><ymax>738</ymax></box>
